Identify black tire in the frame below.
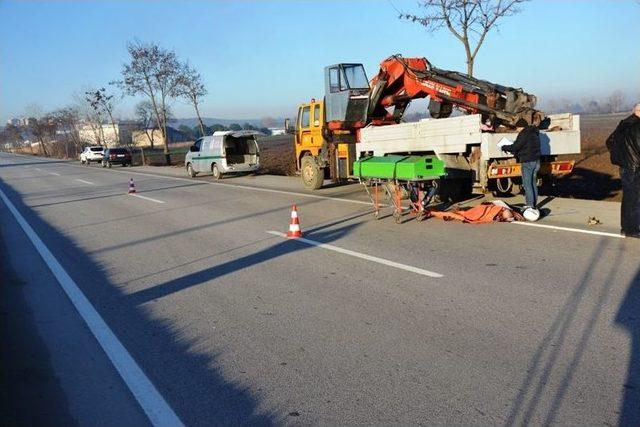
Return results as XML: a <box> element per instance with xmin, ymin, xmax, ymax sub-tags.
<box><xmin>212</xmin><ymin>163</ymin><xmax>222</xmax><ymax>180</ymax></box>
<box><xmin>300</xmin><ymin>156</ymin><xmax>324</xmax><ymax>190</ymax></box>
<box><xmin>491</xmin><ymin>177</ymin><xmax>521</xmax><ymax>197</ymax></box>
<box><xmin>187</xmin><ymin>163</ymin><xmax>197</xmax><ymax>178</ymax></box>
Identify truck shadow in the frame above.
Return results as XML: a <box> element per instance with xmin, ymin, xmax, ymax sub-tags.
<box><xmin>126</xmin><ymin>222</ymin><xmax>361</xmax><ymax>306</ymax></box>
<box><xmin>0</xmin><ymin>179</ymin><xmax>280</xmax><ymax>425</ymax></box>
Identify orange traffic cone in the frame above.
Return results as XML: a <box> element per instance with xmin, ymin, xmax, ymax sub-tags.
<box><xmin>286</xmin><ymin>205</ymin><xmax>302</xmax><ymax>238</ymax></box>
<box><xmin>128</xmin><ymin>178</ymin><xmax>136</xmax><ymax>194</ymax></box>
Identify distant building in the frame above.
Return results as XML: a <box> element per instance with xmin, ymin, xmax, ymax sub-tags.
<box><xmin>132</xmin><ymin>126</ymin><xmax>192</xmax><ymax>147</ymax></box>
<box><xmin>78</xmin><ymin>121</ymin><xmax>137</xmax><ymax>147</ymax></box>
<box><xmin>268</xmin><ymin>127</ymin><xmax>286</xmax><ymax>136</ymax></box>
<box><xmin>7</xmin><ymin>118</ymin><xmax>21</xmax><ymax>126</ymax></box>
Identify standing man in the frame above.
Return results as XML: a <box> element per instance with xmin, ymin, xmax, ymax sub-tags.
<box><xmin>606</xmin><ymin>104</ymin><xmax>640</xmax><ymax>238</ymax></box>
<box><xmin>503</xmin><ymin>115</ymin><xmax>542</xmax><ymax>208</ymax></box>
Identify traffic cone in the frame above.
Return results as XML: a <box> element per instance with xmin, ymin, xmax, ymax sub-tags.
<box><xmin>286</xmin><ymin>204</ymin><xmax>302</xmax><ymax>238</ymax></box>
<box><xmin>128</xmin><ymin>178</ymin><xmax>136</xmax><ymax>194</ymax></box>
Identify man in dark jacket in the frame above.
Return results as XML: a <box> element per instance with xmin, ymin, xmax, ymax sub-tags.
<box><xmin>503</xmin><ymin>115</ymin><xmax>542</xmax><ymax>208</ymax></box>
<box><xmin>606</xmin><ymin>104</ymin><xmax>640</xmax><ymax>237</ymax></box>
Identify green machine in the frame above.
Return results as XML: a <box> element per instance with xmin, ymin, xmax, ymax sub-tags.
<box><xmin>353</xmin><ymin>155</ymin><xmax>446</xmax><ymax>180</ymax></box>
<box><xmin>352</xmin><ymin>155</ymin><xmax>447</xmax><ymax>223</ymax></box>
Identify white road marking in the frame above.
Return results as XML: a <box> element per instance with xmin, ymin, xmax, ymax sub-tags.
<box><xmin>75</xmin><ymin>179</ymin><xmax>95</xmax><ymax>185</ymax></box>
<box><xmin>35</xmin><ymin>167</ymin><xmax>42</xmax><ymax>171</ymax></box>
<box><xmin>48</xmin><ymin>172</ymin><xmax>61</xmax><ymax>176</ymax></box>
<box><xmin>0</xmin><ymin>188</ymin><xmax>183</xmax><ymax>427</ymax></box>
<box><xmin>4</xmin><ymin>154</ymin><xmax>625</xmax><ymax>240</ymax></box>
<box><xmin>510</xmin><ymin>221</ymin><xmax>625</xmax><ymax>238</ymax></box>
<box><xmin>267</xmin><ymin>230</ymin><xmax>443</xmax><ymax>278</ymax></box>
<box><xmin>130</xmin><ymin>193</ymin><xmax>166</xmax><ymax>204</ymax></box>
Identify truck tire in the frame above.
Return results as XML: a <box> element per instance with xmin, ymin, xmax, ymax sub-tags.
<box><xmin>301</xmin><ymin>156</ymin><xmax>324</xmax><ymax>190</ymax></box>
<box><xmin>491</xmin><ymin>177</ymin><xmax>521</xmax><ymax>197</ymax></box>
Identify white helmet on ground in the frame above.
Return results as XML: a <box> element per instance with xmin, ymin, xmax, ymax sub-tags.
<box><xmin>523</xmin><ymin>207</ymin><xmax>541</xmax><ymax>222</ymax></box>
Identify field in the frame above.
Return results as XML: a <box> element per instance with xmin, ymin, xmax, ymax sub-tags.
<box><xmin>257</xmin><ymin>114</ymin><xmax>627</xmax><ymax>202</ymax></box>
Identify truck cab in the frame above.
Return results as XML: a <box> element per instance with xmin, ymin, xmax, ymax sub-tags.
<box><xmin>294</xmin><ymin>99</ymin><xmax>356</xmax><ymax>190</ymax></box>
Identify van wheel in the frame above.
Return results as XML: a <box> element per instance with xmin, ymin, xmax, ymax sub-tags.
<box><xmin>301</xmin><ymin>156</ymin><xmax>323</xmax><ymax>190</ymax></box>
<box><xmin>212</xmin><ymin>164</ymin><xmax>223</xmax><ymax>180</ymax></box>
<box><xmin>187</xmin><ymin>163</ymin><xmax>197</xmax><ymax>178</ymax></box>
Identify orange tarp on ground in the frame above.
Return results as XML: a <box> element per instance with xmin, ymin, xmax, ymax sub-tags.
<box><xmin>428</xmin><ymin>204</ymin><xmax>508</xmax><ymax>224</ymax></box>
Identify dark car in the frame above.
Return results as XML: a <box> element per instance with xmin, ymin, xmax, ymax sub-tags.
<box><xmin>102</xmin><ymin>147</ymin><xmax>132</xmax><ymax>168</ymax></box>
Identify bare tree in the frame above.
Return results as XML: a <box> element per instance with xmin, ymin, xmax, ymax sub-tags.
<box><xmin>0</xmin><ymin>123</ymin><xmax>23</xmax><ymax>150</ymax></box>
<box><xmin>401</xmin><ymin>0</ymin><xmax>527</xmax><ymax>76</ymax></box>
<box><xmin>86</xmin><ymin>87</ymin><xmax>120</xmax><ymax>146</ymax></box>
<box><xmin>135</xmin><ymin>100</ymin><xmax>156</xmax><ymax>148</ymax></box>
<box><xmin>607</xmin><ymin>90</ymin><xmax>625</xmax><ymax>114</ymax></box>
<box><xmin>50</xmin><ymin>107</ymin><xmax>83</xmax><ymax>157</ymax></box>
<box><xmin>115</xmin><ymin>41</ymin><xmax>182</xmax><ymax>164</ymax></box>
<box><xmin>176</xmin><ymin>62</ymin><xmax>207</xmax><ymax>137</ymax></box>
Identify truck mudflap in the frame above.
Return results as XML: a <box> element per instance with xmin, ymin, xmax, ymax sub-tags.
<box><xmin>487</xmin><ymin>160</ymin><xmax>574</xmax><ymax>179</ymax></box>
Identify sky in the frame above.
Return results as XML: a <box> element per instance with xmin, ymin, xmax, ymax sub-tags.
<box><xmin>1</xmin><ymin>0</ymin><xmax>639</xmax><ymax>123</ymax></box>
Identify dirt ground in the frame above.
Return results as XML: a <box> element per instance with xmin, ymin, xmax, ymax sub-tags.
<box><xmin>257</xmin><ymin>113</ymin><xmax>628</xmax><ymax>202</ymax></box>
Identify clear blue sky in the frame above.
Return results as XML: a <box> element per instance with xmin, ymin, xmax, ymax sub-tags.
<box><xmin>1</xmin><ymin>0</ymin><xmax>638</xmax><ymax>122</ymax></box>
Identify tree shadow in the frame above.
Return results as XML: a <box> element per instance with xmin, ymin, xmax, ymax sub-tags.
<box><xmin>548</xmin><ymin>167</ymin><xmax>621</xmax><ymax>200</ymax></box>
<box><xmin>615</xmin><ymin>265</ymin><xmax>640</xmax><ymax>426</ymax></box>
<box><xmin>0</xmin><ymin>179</ymin><xmax>280</xmax><ymax>425</ymax></box>
<box><xmin>504</xmin><ymin>239</ymin><xmax>624</xmax><ymax>426</ymax></box>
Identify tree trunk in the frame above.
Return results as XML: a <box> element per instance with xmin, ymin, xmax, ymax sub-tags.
<box><xmin>107</xmin><ymin>110</ymin><xmax>120</xmax><ymax>146</ymax></box>
<box><xmin>194</xmin><ymin>101</ymin><xmax>205</xmax><ymax>137</ymax></box>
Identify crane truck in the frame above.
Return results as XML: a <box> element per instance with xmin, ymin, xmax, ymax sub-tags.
<box><xmin>294</xmin><ymin>55</ymin><xmax>579</xmax><ymax>196</ymax></box>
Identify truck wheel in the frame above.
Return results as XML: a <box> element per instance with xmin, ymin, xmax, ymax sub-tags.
<box><xmin>187</xmin><ymin>163</ymin><xmax>197</xmax><ymax>178</ymax></box>
<box><xmin>491</xmin><ymin>178</ymin><xmax>520</xmax><ymax>197</ymax></box>
<box><xmin>212</xmin><ymin>163</ymin><xmax>223</xmax><ymax>180</ymax></box>
<box><xmin>301</xmin><ymin>156</ymin><xmax>324</xmax><ymax>190</ymax></box>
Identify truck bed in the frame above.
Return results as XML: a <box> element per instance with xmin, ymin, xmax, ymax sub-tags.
<box><xmin>357</xmin><ymin>113</ymin><xmax>581</xmax><ymax>159</ymax></box>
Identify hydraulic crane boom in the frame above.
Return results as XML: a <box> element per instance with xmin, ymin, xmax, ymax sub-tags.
<box><xmin>324</xmin><ymin>55</ymin><xmax>543</xmax><ymax>134</ymax></box>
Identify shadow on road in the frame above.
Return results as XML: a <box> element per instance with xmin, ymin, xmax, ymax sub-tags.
<box><xmin>615</xmin><ymin>265</ymin><xmax>640</xmax><ymax>426</ymax></box>
<box><xmin>550</xmin><ymin>167</ymin><xmax>621</xmax><ymax>200</ymax></box>
<box><xmin>0</xmin><ymin>178</ymin><xmax>281</xmax><ymax>425</ymax></box>
<box><xmin>504</xmin><ymin>239</ymin><xmax>625</xmax><ymax>426</ymax></box>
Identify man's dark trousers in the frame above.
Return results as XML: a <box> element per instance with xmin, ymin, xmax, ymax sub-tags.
<box><xmin>522</xmin><ymin>160</ymin><xmax>540</xmax><ymax>207</ymax></box>
<box><xmin>620</xmin><ymin>167</ymin><xmax>640</xmax><ymax>234</ymax></box>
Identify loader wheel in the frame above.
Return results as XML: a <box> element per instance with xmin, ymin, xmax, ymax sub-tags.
<box><xmin>301</xmin><ymin>156</ymin><xmax>324</xmax><ymax>190</ymax></box>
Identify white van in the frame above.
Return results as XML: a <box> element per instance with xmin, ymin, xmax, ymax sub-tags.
<box><xmin>185</xmin><ymin>130</ymin><xmax>261</xmax><ymax>179</ymax></box>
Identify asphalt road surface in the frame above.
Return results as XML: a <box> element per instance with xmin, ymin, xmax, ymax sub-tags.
<box><xmin>1</xmin><ymin>152</ymin><xmax>638</xmax><ymax>426</ymax></box>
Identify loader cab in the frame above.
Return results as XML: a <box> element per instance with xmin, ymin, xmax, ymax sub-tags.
<box><xmin>324</xmin><ymin>63</ymin><xmax>370</xmax><ymax>130</ymax></box>
<box><xmin>294</xmin><ymin>99</ymin><xmax>357</xmax><ymax>190</ymax></box>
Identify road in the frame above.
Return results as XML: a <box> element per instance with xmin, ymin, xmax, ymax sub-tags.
<box><xmin>1</xmin><ymin>152</ymin><xmax>638</xmax><ymax>426</ymax></box>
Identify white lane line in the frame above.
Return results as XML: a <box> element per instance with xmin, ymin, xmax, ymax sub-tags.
<box><xmin>0</xmin><ymin>188</ymin><xmax>183</xmax><ymax>427</ymax></box>
<box><xmin>75</xmin><ymin>179</ymin><xmax>95</xmax><ymax>185</ymax></box>
<box><xmin>48</xmin><ymin>172</ymin><xmax>61</xmax><ymax>176</ymax></box>
<box><xmin>267</xmin><ymin>230</ymin><xmax>443</xmax><ymax>278</ymax></box>
<box><xmin>34</xmin><ymin>167</ymin><xmax>42</xmax><ymax>171</ymax></box>
<box><xmin>67</xmin><ymin>163</ymin><xmax>375</xmax><ymax>206</ymax></box>
<box><xmin>511</xmin><ymin>221</ymin><xmax>624</xmax><ymax>238</ymax></box>
<box><xmin>129</xmin><ymin>193</ymin><xmax>166</xmax><ymax>204</ymax></box>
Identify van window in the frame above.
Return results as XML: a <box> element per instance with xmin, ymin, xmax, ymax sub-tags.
<box><xmin>193</xmin><ymin>138</ymin><xmax>202</xmax><ymax>150</ymax></box>
<box><xmin>301</xmin><ymin>106</ymin><xmax>310</xmax><ymax>128</ymax></box>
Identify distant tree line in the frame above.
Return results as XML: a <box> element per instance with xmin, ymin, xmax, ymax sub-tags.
<box><xmin>543</xmin><ymin>90</ymin><xmax>637</xmax><ymax>115</ymax></box>
<box><xmin>2</xmin><ymin>40</ymin><xmax>278</xmax><ymax>162</ymax></box>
